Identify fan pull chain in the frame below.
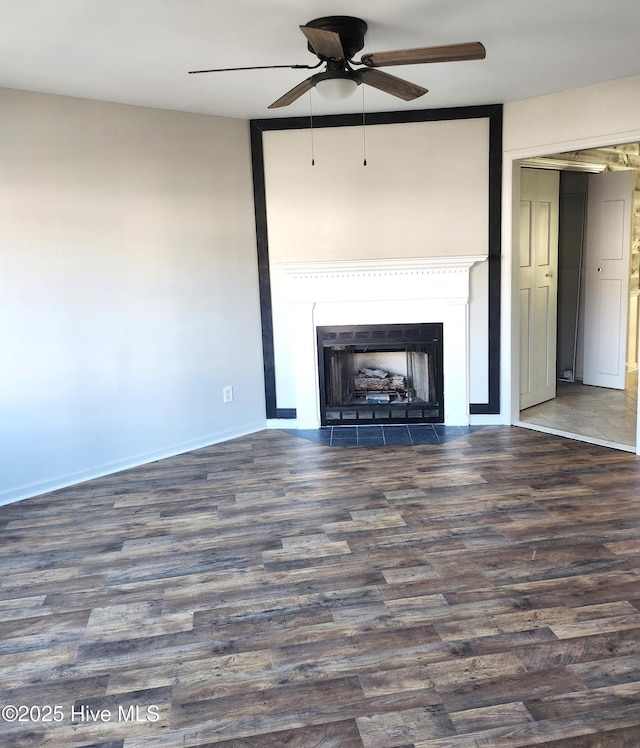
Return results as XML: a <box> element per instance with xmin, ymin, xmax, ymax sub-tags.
<box><xmin>362</xmin><ymin>85</ymin><xmax>367</xmax><ymax>166</ymax></box>
<box><xmin>309</xmin><ymin>91</ymin><xmax>315</xmax><ymax>166</ymax></box>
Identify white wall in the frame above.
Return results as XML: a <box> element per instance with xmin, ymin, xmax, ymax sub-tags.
<box><xmin>264</xmin><ymin>119</ymin><xmax>489</xmax><ymax>261</ymax></box>
<box><xmin>504</xmin><ymin>75</ymin><xmax>640</xmax><ymax>155</ymax></box>
<box><xmin>502</xmin><ymin>74</ymin><xmax>640</xmax><ymax>449</ymax></box>
<box><xmin>0</xmin><ymin>88</ymin><xmax>265</xmax><ymax>504</ymax></box>
<box><xmin>263</xmin><ymin>118</ymin><xmax>491</xmax><ymax>409</ymax></box>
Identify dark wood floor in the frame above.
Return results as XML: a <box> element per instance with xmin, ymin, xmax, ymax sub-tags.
<box><xmin>2</xmin><ymin>427</ymin><xmax>640</xmax><ymax>747</ymax></box>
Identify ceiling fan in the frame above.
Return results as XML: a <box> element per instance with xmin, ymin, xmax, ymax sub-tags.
<box><xmin>189</xmin><ymin>16</ymin><xmax>485</xmax><ymax>109</ymax></box>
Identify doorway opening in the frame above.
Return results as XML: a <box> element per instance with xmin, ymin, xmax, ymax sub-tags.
<box><xmin>517</xmin><ymin>144</ymin><xmax>640</xmax><ymax>451</ymax></box>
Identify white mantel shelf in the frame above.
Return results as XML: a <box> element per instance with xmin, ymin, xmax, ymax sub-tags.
<box><xmin>274</xmin><ymin>255</ymin><xmax>487</xmax><ymax>429</ymax></box>
<box><xmin>277</xmin><ymin>256</ymin><xmax>486</xmax><ymax>291</ymax></box>
<box><xmin>277</xmin><ymin>256</ymin><xmax>487</xmax><ymax>274</ymax></box>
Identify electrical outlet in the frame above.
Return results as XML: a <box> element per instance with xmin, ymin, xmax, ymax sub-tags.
<box><xmin>222</xmin><ymin>385</ymin><xmax>233</xmax><ymax>403</ymax></box>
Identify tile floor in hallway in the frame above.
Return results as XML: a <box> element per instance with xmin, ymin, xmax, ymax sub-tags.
<box><xmin>520</xmin><ymin>371</ymin><xmax>638</xmax><ymax>448</ymax></box>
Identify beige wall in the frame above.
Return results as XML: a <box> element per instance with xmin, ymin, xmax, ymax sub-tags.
<box><xmin>264</xmin><ymin>118</ymin><xmax>490</xmax><ymax>262</ymax></box>
<box><xmin>0</xmin><ymin>88</ymin><xmax>265</xmax><ymax>503</ymax></box>
<box><xmin>504</xmin><ymin>74</ymin><xmax>640</xmax><ymax>155</ymax></box>
<box><xmin>6</xmin><ymin>71</ymin><xmax>638</xmax><ymax>497</ymax></box>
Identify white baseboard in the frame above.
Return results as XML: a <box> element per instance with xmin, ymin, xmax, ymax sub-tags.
<box><xmin>470</xmin><ymin>413</ymin><xmax>506</xmax><ymax>426</ymax></box>
<box><xmin>267</xmin><ymin>419</ymin><xmax>299</xmax><ymax>429</ymax></box>
<box><xmin>0</xmin><ymin>421</ymin><xmax>266</xmax><ymax>507</ymax></box>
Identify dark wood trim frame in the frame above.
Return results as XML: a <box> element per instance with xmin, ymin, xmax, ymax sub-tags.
<box><xmin>250</xmin><ymin>104</ymin><xmax>503</xmax><ymax>419</ymax></box>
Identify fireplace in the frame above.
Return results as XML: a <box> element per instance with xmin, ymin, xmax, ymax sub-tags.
<box><xmin>317</xmin><ymin>323</ymin><xmax>444</xmax><ymax>425</ymax></box>
<box><xmin>273</xmin><ymin>255</ymin><xmax>486</xmax><ymax>428</ymax></box>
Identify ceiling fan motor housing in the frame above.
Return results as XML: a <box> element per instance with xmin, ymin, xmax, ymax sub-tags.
<box><xmin>304</xmin><ymin>16</ymin><xmax>368</xmax><ymax>60</ymax></box>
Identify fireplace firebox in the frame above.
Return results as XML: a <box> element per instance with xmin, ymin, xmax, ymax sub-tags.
<box><xmin>317</xmin><ymin>323</ymin><xmax>444</xmax><ymax>425</ymax></box>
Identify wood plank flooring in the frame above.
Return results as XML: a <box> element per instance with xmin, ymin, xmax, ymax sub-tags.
<box><xmin>1</xmin><ymin>426</ymin><xmax>640</xmax><ymax>747</ymax></box>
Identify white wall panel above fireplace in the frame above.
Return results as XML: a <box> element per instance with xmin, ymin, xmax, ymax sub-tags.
<box><xmin>263</xmin><ymin>119</ymin><xmax>489</xmax><ymax>263</ymax></box>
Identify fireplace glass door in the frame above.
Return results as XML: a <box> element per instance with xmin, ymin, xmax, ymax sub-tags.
<box><xmin>317</xmin><ymin>324</ymin><xmax>444</xmax><ymax>425</ymax></box>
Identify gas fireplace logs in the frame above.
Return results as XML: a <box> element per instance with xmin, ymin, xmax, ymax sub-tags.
<box><xmin>353</xmin><ymin>368</ymin><xmax>406</xmax><ymax>393</ymax></box>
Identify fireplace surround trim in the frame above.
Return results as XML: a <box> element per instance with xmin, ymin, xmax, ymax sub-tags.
<box><xmin>275</xmin><ymin>255</ymin><xmax>487</xmax><ymax>428</ymax></box>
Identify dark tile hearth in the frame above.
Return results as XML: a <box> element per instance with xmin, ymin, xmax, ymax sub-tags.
<box><xmin>283</xmin><ymin>424</ymin><xmax>484</xmax><ymax>447</ymax></box>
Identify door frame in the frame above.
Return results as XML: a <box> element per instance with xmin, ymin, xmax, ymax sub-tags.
<box><xmin>504</xmin><ymin>131</ymin><xmax>640</xmax><ymax>455</ymax></box>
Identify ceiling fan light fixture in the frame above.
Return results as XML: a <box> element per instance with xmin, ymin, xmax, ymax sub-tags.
<box><xmin>311</xmin><ymin>70</ymin><xmax>360</xmax><ymax>100</ymax></box>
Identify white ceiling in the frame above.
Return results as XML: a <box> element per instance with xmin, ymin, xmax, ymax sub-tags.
<box><xmin>3</xmin><ymin>0</ymin><xmax>640</xmax><ymax>121</ymax></box>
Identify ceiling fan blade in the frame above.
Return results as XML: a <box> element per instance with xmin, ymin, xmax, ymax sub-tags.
<box><xmin>300</xmin><ymin>25</ymin><xmax>345</xmax><ymax>60</ymax></box>
<box><xmin>268</xmin><ymin>77</ymin><xmax>314</xmax><ymax>109</ymax></box>
<box><xmin>358</xmin><ymin>68</ymin><xmax>428</xmax><ymax>101</ymax></box>
<box><xmin>361</xmin><ymin>41</ymin><xmax>486</xmax><ymax>68</ymax></box>
<box><xmin>189</xmin><ymin>63</ymin><xmax>315</xmax><ymax>74</ymax></box>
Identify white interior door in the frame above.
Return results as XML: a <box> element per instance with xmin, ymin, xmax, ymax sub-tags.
<box><xmin>583</xmin><ymin>170</ymin><xmax>633</xmax><ymax>389</ymax></box>
<box><xmin>519</xmin><ymin>168</ymin><xmax>560</xmax><ymax>410</ymax></box>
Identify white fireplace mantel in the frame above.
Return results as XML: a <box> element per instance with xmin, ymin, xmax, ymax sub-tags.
<box><xmin>277</xmin><ymin>256</ymin><xmax>486</xmax><ymax>300</ymax></box>
<box><xmin>274</xmin><ymin>256</ymin><xmax>487</xmax><ymax>428</ymax></box>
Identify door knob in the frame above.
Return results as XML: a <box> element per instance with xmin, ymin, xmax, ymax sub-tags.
<box><xmin>545</xmin><ymin>271</ymin><xmax>553</xmax><ymax>277</ymax></box>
